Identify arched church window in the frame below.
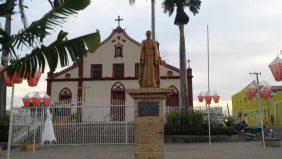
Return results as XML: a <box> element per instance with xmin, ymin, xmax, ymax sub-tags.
<box><xmin>59</xmin><ymin>87</ymin><xmax>72</xmax><ymax>102</ymax></box>
<box><xmin>65</xmin><ymin>73</ymin><xmax>71</xmax><ymax>79</ymax></box>
<box><xmin>111</xmin><ymin>82</ymin><xmax>125</xmax><ymax>121</ymax></box>
<box><xmin>115</xmin><ymin>44</ymin><xmax>123</xmax><ymax>57</ymax></box>
<box><xmin>167</xmin><ymin>71</ymin><xmax>173</xmax><ymax>77</ymax></box>
<box><xmin>166</xmin><ymin>85</ymin><xmax>179</xmax><ymax>107</ymax></box>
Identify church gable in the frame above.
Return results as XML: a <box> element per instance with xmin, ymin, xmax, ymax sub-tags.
<box><xmin>83</xmin><ymin>27</ymin><xmax>142</xmax><ymax>78</ymax></box>
<box><xmin>49</xmin><ymin>27</ymin><xmax>181</xmax><ymax>80</ymax></box>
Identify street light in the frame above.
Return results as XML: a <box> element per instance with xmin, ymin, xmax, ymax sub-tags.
<box><xmin>247</xmin><ymin>72</ymin><xmax>271</xmax><ymax>148</ymax></box>
<box><xmin>198</xmin><ymin>91</ymin><xmax>220</xmax><ymax>146</ymax></box>
<box><xmin>1</xmin><ymin>58</ymin><xmax>43</xmax><ymax>159</ymax></box>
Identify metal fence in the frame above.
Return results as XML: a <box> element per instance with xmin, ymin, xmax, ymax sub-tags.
<box><xmin>10</xmin><ymin>100</ymin><xmax>134</xmax><ymax>148</ymax></box>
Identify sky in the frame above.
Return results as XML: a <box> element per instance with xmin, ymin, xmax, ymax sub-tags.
<box><xmin>2</xmin><ymin>0</ymin><xmax>282</xmax><ymax>113</ymax></box>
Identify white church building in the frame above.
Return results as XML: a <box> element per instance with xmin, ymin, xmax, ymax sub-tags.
<box><xmin>46</xmin><ymin>23</ymin><xmax>193</xmax><ymax>121</ymax></box>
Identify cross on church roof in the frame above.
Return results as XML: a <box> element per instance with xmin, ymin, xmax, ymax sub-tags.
<box><xmin>115</xmin><ymin>16</ymin><xmax>123</xmax><ymax>27</ymax></box>
<box><xmin>187</xmin><ymin>59</ymin><xmax>191</xmax><ymax>68</ymax></box>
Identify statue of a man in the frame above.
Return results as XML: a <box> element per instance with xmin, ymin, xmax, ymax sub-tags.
<box><xmin>138</xmin><ymin>31</ymin><xmax>160</xmax><ymax>88</ymax></box>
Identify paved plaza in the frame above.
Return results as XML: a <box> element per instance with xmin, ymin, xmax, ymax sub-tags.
<box><xmin>1</xmin><ymin>142</ymin><xmax>282</xmax><ymax>159</ymax></box>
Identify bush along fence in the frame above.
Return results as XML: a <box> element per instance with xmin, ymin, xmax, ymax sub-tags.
<box><xmin>165</xmin><ymin>111</ymin><xmax>236</xmax><ymax>136</ymax></box>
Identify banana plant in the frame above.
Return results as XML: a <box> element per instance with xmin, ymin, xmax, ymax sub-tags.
<box><xmin>0</xmin><ymin>0</ymin><xmax>100</xmax><ymax>116</ymax></box>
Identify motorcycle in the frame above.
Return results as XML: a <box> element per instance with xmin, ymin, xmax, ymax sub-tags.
<box><xmin>236</xmin><ymin>122</ymin><xmax>273</xmax><ymax>141</ymax></box>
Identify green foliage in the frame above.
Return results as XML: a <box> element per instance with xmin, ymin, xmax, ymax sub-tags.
<box><xmin>0</xmin><ymin>0</ymin><xmax>101</xmax><ymax>79</ymax></box>
<box><xmin>224</xmin><ymin>116</ymin><xmax>237</xmax><ymax>128</ymax></box>
<box><xmin>0</xmin><ymin>0</ymin><xmax>16</xmax><ymax>17</ymax></box>
<box><xmin>165</xmin><ymin>111</ymin><xmax>236</xmax><ymax>136</ymax></box>
<box><xmin>0</xmin><ymin>116</ymin><xmax>9</xmax><ymax>142</ymax></box>
<box><xmin>162</xmin><ymin>0</ymin><xmax>201</xmax><ymax>25</ymax></box>
<box><xmin>14</xmin><ymin>0</ymin><xmax>92</xmax><ymax>50</ymax></box>
<box><xmin>6</xmin><ymin>30</ymin><xmax>100</xmax><ymax>78</ymax></box>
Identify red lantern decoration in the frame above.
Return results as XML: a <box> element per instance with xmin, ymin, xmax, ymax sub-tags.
<box><xmin>246</xmin><ymin>83</ymin><xmax>257</xmax><ymax>100</ymax></box>
<box><xmin>32</xmin><ymin>92</ymin><xmax>42</xmax><ymax>107</ymax></box>
<box><xmin>246</xmin><ymin>90</ymin><xmax>254</xmax><ymax>100</ymax></box>
<box><xmin>205</xmin><ymin>91</ymin><xmax>212</xmax><ymax>105</ymax></box>
<box><xmin>3</xmin><ymin>72</ymin><xmax>13</xmax><ymax>87</ymax></box>
<box><xmin>269</xmin><ymin>56</ymin><xmax>282</xmax><ymax>81</ymax></box>
<box><xmin>12</xmin><ymin>73</ymin><xmax>23</xmax><ymax>84</ymax></box>
<box><xmin>27</xmin><ymin>71</ymin><xmax>42</xmax><ymax>87</ymax></box>
<box><xmin>43</xmin><ymin>94</ymin><xmax>51</xmax><ymax>106</ymax></box>
<box><xmin>22</xmin><ymin>95</ymin><xmax>31</xmax><ymax>107</ymax></box>
<box><xmin>260</xmin><ymin>85</ymin><xmax>272</xmax><ymax>100</ymax></box>
<box><xmin>0</xmin><ymin>64</ymin><xmax>4</xmax><ymax>74</ymax></box>
<box><xmin>213</xmin><ymin>92</ymin><xmax>220</xmax><ymax>103</ymax></box>
<box><xmin>198</xmin><ymin>92</ymin><xmax>204</xmax><ymax>102</ymax></box>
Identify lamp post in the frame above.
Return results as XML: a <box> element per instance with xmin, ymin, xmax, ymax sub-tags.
<box><xmin>2</xmin><ymin>67</ymin><xmax>42</xmax><ymax>159</ymax></box>
<box><xmin>198</xmin><ymin>91</ymin><xmax>220</xmax><ymax>146</ymax></box>
<box><xmin>247</xmin><ymin>72</ymin><xmax>268</xmax><ymax>148</ymax></box>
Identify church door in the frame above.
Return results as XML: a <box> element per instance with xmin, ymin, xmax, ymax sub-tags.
<box><xmin>111</xmin><ymin>82</ymin><xmax>125</xmax><ymax>121</ymax></box>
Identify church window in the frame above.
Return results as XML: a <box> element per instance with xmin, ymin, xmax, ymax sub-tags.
<box><xmin>115</xmin><ymin>44</ymin><xmax>123</xmax><ymax>57</ymax></box>
<box><xmin>111</xmin><ymin>82</ymin><xmax>125</xmax><ymax>121</ymax></box>
<box><xmin>135</xmin><ymin>63</ymin><xmax>139</xmax><ymax>77</ymax></box>
<box><xmin>91</xmin><ymin>64</ymin><xmax>102</xmax><ymax>79</ymax></box>
<box><xmin>167</xmin><ymin>71</ymin><xmax>173</xmax><ymax>77</ymax></box>
<box><xmin>65</xmin><ymin>73</ymin><xmax>71</xmax><ymax>79</ymax></box>
<box><xmin>59</xmin><ymin>87</ymin><xmax>72</xmax><ymax>102</ymax></box>
<box><xmin>166</xmin><ymin>85</ymin><xmax>179</xmax><ymax>107</ymax></box>
<box><xmin>113</xmin><ymin>64</ymin><xmax>124</xmax><ymax>79</ymax></box>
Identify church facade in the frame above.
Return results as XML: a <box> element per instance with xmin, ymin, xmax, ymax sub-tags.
<box><xmin>46</xmin><ymin>26</ymin><xmax>193</xmax><ymax>108</ymax></box>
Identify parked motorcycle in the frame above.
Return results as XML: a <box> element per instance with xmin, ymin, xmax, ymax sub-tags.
<box><xmin>236</xmin><ymin>122</ymin><xmax>273</xmax><ymax>141</ymax></box>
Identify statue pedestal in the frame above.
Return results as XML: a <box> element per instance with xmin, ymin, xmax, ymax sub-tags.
<box><xmin>127</xmin><ymin>88</ymin><xmax>168</xmax><ymax>159</ymax></box>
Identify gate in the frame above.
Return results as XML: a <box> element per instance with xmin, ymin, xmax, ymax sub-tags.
<box><xmin>10</xmin><ymin>99</ymin><xmax>134</xmax><ymax>148</ymax></box>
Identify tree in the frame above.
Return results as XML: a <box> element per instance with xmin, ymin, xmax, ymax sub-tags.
<box><xmin>0</xmin><ymin>0</ymin><xmax>100</xmax><ymax>116</ymax></box>
<box><xmin>162</xmin><ymin>0</ymin><xmax>201</xmax><ymax>112</ymax></box>
<box><xmin>129</xmin><ymin>0</ymin><xmax>156</xmax><ymax>40</ymax></box>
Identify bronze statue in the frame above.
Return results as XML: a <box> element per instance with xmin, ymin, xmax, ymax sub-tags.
<box><xmin>138</xmin><ymin>31</ymin><xmax>160</xmax><ymax>88</ymax></box>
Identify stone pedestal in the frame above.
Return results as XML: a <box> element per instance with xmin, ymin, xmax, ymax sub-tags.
<box><xmin>127</xmin><ymin>88</ymin><xmax>168</xmax><ymax>159</ymax></box>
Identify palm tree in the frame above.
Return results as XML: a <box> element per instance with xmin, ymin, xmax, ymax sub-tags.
<box><xmin>162</xmin><ymin>0</ymin><xmax>201</xmax><ymax>112</ymax></box>
<box><xmin>0</xmin><ymin>0</ymin><xmax>100</xmax><ymax>116</ymax></box>
<box><xmin>129</xmin><ymin>0</ymin><xmax>156</xmax><ymax>40</ymax></box>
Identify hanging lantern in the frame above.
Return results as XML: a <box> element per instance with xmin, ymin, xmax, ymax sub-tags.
<box><xmin>27</xmin><ymin>71</ymin><xmax>42</xmax><ymax>87</ymax></box>
<box><xmin>12</xmin><ymin>73</ymin><xmax>23</xmax><ymax>84</ymax></box>
<box><xmin>246</xmin><ymin>90</ymin><xmax>254</xmax><ymax>100</ymax></box>
<box><xmin>22</xmin><ymin>95</ymin><xmax>31</xmax><ymax>107</ymax></box>
<box><xmin>3</xmin><ymin>72</ymin><xmax>13</xmax><ymax>87</ymax></box>
<box><xmin>260</xmin><ymin>85</ymin><xmax>272</xmax><ymax>100</ymax></box>
<box><xmin>0</xmin><ymin>64</ymin><xmax>4</xmax><ymax>74</ymax></box>
<box><xmin>246</xmin><ymin>83</ymin><xmax>257</xmax><ymax>100</ymax></box>
<box><xmin>198</xmin><ymin>92</ymin><xmax>204</xmax><ymax>102</ymax></box>
<box><xmin>213</xmin><ymin>92</ymin><xmax>220</xmax><ymax>103</ymax></box>
<box><xmin>32</xmin><ymin>92</ymin><xmax>42</xmax><ymax>107</ymax></box>
<box><xmin>269</xmin><ymin>56</ymin><xmax>282</xmax><ymax>81</ymax></box>
<box><xmin>43</xmin><ymin>94</ymin><xmax>51</xmax><ymax>107</ymax></box>
<box><xmin>205</xmin><ymin>91</ymin><xmax>212</xmax><ymax>105</ymax></box>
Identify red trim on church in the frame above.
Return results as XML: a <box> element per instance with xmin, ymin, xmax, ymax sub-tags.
<box><xmin>46</xmin><ymin>72</ymin><xmax>53</xmax><ymax>96</ymax></box>
<box><xmin>52</xmin><ymin>62</ymin><xmax>79</xmax><ymax>79</ymax></box>
<box><xmin>187</xmin><ymin>67</ymin><xmax>193</xmax><ymax>108</ymax></box>
<box><xmin>48</xmin><ymin>76</ymin><xmax>181</xmax><ymax>82</ymax></box>
<box><xmin>99</xmin><ymin>27</ymin><xmax>142</xmax><ymax>47</ymax></box>
<box><xmin>77</xmin><ymin>59</ymin><xmax>84</xmax><ymax>100</ymax></box>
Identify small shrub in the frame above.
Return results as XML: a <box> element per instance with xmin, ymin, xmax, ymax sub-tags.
<box><xmin>165</xmin><ymin>111</ymin><xmax>236</xmax><ymax>136</ymax></box>
<box><xmin>0</xmin><ymin>116</ymin><xmax>9</xmax><ymax>142</ymax></box>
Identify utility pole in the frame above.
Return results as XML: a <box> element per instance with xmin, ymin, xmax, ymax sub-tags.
<box><xmin>249</xmin><ymin>72</ymin><xmax>266</xmax><ymax>148</ymax></box>
<box><xmin>151</xmin><ymin>0</ymin><xmax>156</xmax><ymax>40</ymax></box>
